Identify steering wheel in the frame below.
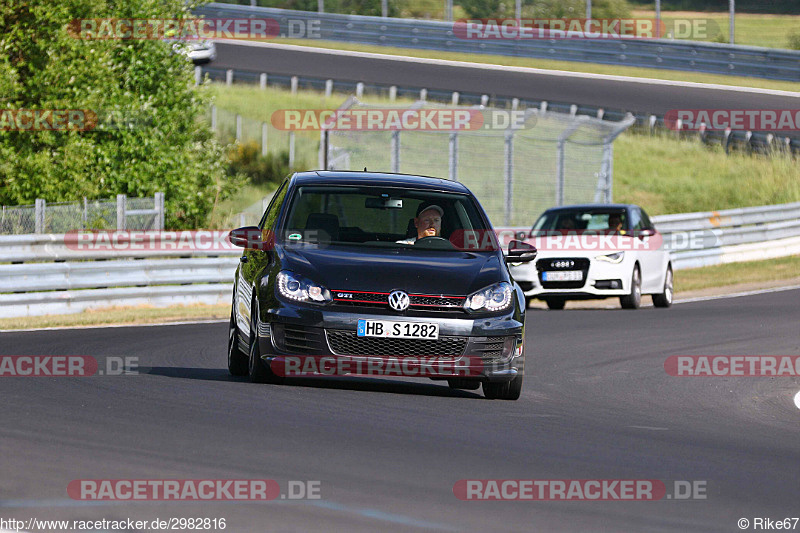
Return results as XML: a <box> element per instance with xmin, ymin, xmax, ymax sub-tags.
<box><xmin>414</xmin><ymin>236</ymin><xmax>455</xmax><ymax>249</ymax></box>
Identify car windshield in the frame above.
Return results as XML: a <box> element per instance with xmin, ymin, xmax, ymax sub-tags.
<box><xmin>280</xmin><ymin>185</ymin><xmax>498</xmax><ymax>251</ymax></box>
<box><xmin>532</xmin><ymin>208</ymin><xmax>628</xmax><ymax>234</ymax></box>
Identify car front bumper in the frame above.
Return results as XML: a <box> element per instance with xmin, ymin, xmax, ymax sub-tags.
<box><xmin>257</xmin><ymin>305</ymin><xmax>525</xmax><ymax>382</ymax></box>
<box><xmin>513</xmin><ymin>256</ymin><xmax>633</xmax><ymax>299</ymax></box>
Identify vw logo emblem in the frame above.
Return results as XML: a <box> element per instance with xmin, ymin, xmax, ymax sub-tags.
<box><xmin>388</xmin><ymin>290</ymin><xmax>410</xmax><ymax>311</ymax></box>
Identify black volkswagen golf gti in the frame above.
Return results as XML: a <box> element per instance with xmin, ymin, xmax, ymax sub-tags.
<box><xmin>226</xmin><ymin>171</ymin><xmax>536</xmax><ymax>400</ymax></box>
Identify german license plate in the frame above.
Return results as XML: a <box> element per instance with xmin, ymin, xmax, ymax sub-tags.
<box><xmin>542</xmin><ymin>270</ymin><xmax>583</xmax><ymax>282</ymax></box>
<box><xmin>357</xmin><ymin>319</ymin><xmax>439</xmax><ymax>339</ymax></box>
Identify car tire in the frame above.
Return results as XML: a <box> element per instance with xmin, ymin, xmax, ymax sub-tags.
<box><xmin>447</xmin><ymin>378</ymin><xmax>481</xmax><ymax>390</ymax></box>
<box><xmin>227</xmin><ymin>304</ymin><xmax>249</xmax><ymax>376</ymax></box>
<box><xmin>248</xmin><ymin>301</ymin><xmax>280</xmax><ymax>384</ymax></box>
<box><xmin>482</xmin><ymin>374</ymin><xmax>523</xmax><ymax>400</ymax></box>
<box><xmin>652</xmin><ymin>266</ymin><xmax>673</xmax><ymax>308</ymax></box>
<box><xmin>620</xmin><ymin>264</ymin><xmax>642</xmax><ymax>310</ymax></box>
<box><xmin>545</xmin><ymin>298</ymin><xmax>566</xmax><ymax>310</ymax></box>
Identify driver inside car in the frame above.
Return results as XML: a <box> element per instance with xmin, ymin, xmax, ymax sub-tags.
<box><xmin>396</xmin><ymin>204</ymin><xmax>443</xmax><ymax>244</ymax></box>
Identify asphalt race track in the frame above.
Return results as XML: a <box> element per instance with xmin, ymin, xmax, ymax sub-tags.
<box><xmin>211</xmin><ymin>42</ymin><xmax>800</xmax><ymax>116</ymax></box>
<box><xmin>1</xmin><ymin>288</ymin><xmax>799</xmax><ymax>532</ymax></box>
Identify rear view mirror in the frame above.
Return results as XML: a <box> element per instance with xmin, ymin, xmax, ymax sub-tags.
<box><xmin>506</xmin><ymin>240</ymin><xmax>537</xmax><ymax>263</ymax></box>
<box><xmin>365</xmin><ymin>197</ymin><xmax>403</xmax><ymax>209</ymax></box>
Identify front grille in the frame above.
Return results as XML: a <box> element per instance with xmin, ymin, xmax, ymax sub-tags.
<box><xmin>326</xmin><ymin>329</ymin><xmax>467</xmax><ymax>357</ymax></box>
<box><xmin>331</xmin><ymin>290</ymin><xmax>465</xmax><ymax>311</ymax></box>
<box><xmin>272</xmin><ymin>324</ymin><xmax>324</xmax><ymax>354</ymax></box>
<box><xmin>537</xmin><ymin>257</ymin><xmax>590</xmax><ymax>289</ymax></box>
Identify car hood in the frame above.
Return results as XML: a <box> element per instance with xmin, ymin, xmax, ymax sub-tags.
<box><xmin>278</xmin><ymin>244</ymin><xmax>506</xmax><ymax>296</ymax></box>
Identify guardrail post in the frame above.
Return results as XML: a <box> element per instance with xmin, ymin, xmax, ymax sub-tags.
<box><xmin>319</xmin><ymin>129</ymin><xmax>329</xmax><ymax>169</ymax></box>
<box><xmin>325</xmin><ymin>79</ymin><xmax>333</xmax><ymax>97</ymax></box>
<box><xmin>451</xmin><ymin>91</ymin><xmax>459</xmax><ymax>105</ymax></box>
<box><xmin>389</xmin><ymin>86</ymin><xmax>397</xmax><ymax>101</ymax></box>
<box><xmin>503</xmin><ymin>130</ymin><xmax>514</xmax><ymax>226</ymax></box>
<box><xmin>597</xmin><ymin>108</ymin><xmax>605</xmax><ymax>120</ymax></box>
<box><xmin>649</xmin><ymin>114</ymin><xmax>657</xmax><ymax>134</ymax></box>
<box><xmin>289</xmin><ymin>132</ymin><xmax>295</xmax><ymax>167</ymax></box>
<box><xmin>391</xmin><ymin>130</ymin><xmax>400</xmax><ymax>173</ymax></box>
<box><xmin>35</xmin><ymin>199</ymin><xmax>45</xmax><ymax>234</ymax></box>
<box><xmin>82</xmin><ymin>197</ymin><xmax>88</xmax><ymax>229</ymax></box>
<box><xmin>449</xmin><ymin>132</ymin><xmax>458</xmax><ymax>182</ymax></box>
<box><xmin>555</xmin><ymin>139</ymin><xmax>565</xmax><ymax>206</ymax></box>
<box><xmin>419</xmin><ymin>88</ymin><xmax>427</xmax><ymax>102</ymax></box>
<box><xmin>291</xmin><ymin>76</ymin><xmax>298</xmax><ymax>95</ymax></box>
<box><xmin>511</xmin><ymin>98</ymin><xmax>519</xmax><ymax>110</ymax></box>
<box><xmin>570</xmin><ymin>104</ymin><xmax>578</xmax><ymax>117</ymax></box>
<box><xmin>356</xmin><ymin>82</ymin><xmax>364</xmax><ymax>99</ymax></box>
<box><xmin>261</xmin><ymin>122</ymin><xmax>268</xmax><ymax>156</ymax></box>
<box><xmin>236</xmin><ymin>114</ymin><xmax>242</xmax><ymax>143</ymax></box>
<box><xmin>154</xmin><ymin>192</ymin><xmax>165</xmax><ymax>230</ymax></box>
<box><xmin>260</xmin><ymin>73</ymin><xmax>267</xmax><ymax>89</ymax></box>
<box><xmin>116</xmin><ymin>194</ymin><xmax>126</xmax><ymax>230</ymax></box>
<box><xmin>225</xmin><ymin>69</ymin><xmax>233</xmax><ymax>86</ymax></box>
<box><xmin>724</xmin><ymin>128</ymin><xmax>732</xmax><ymax>154</ymax></box>
<box><xmin>194</xmin><ymin>66</ymin><xmax>202</xmax><ymax>86</ymax></box>
<box><xmin>540</xmin><ymin>101</ymin><xmax>547</xmax><ymax>113</ymax></box>
<box><xmin>481</xmin><ymin>94</ymin><xmax>489</xmax><ymax>106</ymax></box>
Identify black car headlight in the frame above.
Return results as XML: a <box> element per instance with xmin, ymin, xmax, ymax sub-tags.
<box><xmin>464</xmin><ymin>282</ymin><xmax>513</xmax><ymax>313</ymax></box>
<box><xmin>276</xmin><ymin>271</ymin><xmax>331</xmax><ymax>304</ymax></box>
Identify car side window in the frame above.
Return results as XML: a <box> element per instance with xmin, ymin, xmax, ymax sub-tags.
<box><xmin>630</xmin><ymin>208</ymin><xmax>643</xmax><ymax>231</ymax></box>
<box><xmin>639</xmin><ymin>208</ymin><xmax>654</xmax><ymax>230</ymax></box>
<box><xmin>258</xmin><ymin>180</ymin><xmax>288</xmax><ymax>231</ymax></box>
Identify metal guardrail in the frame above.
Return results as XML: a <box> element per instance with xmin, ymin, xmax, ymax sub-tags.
<box><xmin>196</xmin><ymin>4</ymin><xmax>800</xmax><ymax>82</ymax></box>
<box><xmin>200</xmin><ymin>65</ymin><xmax>800</xmax><ymax>154</ymax></box>
<box><xmin>1</xmin><ymin>202</ymin><xmax>798</xmax><ymax>318</ymax></box>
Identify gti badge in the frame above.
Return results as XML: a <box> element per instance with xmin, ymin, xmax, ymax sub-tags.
<box><xmin>388</xmin><ymin>290</ymin><xmax>410</xmax><ymax>311</ymax></box>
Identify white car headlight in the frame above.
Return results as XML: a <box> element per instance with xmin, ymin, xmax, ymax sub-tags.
<box><xmin>595</xmin><ymin>251</ymin><xmax>625</xmax><ymax>264</ymax></box>
<box><xmin>464</xmin><ymin>282</ymin><xmax>513</xmax><ymax>313</ymax></box>
<box><xmin>276</xmin><ymin>271</ymin><xmax>331</xmax><ymax>303</ymax></box>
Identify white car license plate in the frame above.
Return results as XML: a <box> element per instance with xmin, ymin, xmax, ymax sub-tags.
<box><xmin>357</xmin><ymin>319</ymin><xmax>439</xmax><ymax>339</ymax></box>
<box><xmin>542</xmin><ymin>270</ymin><xmax>583</xmax><ymax>282</ymax></box>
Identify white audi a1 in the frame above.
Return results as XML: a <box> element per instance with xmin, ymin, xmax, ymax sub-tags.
<box><xmin>509</xmin><ymin>204</ymin><xmax>673</xmax><ymax>310</ymax></box>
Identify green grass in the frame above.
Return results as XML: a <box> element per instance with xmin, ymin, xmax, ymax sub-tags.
<box><xmin>210</xmin><ymin>83</ymin><xmax>800</xmax><ymax>222</ymax></box>
<box><xmin>676</xmin><ymin>254</ymin><xmax>800</xmax><ymax>292</ymax></box>
<box><xmin>613</xmin><ymin>132</ymin><xmax>800</xmax><ymax>215</ymax></box>
<box><xmin>631</xmin><ymin>9</ymin><xmax>800</xmax><ymax>49</ymax></box>
<box><xmin>270</xmin><ymin>38</ymin><xmax>800</xmax><ymax>93</ymax></box>
<box><xmin>207</xmin><ymin>182</ymin><xmax>277</xmax><ymax>229</ymax></box>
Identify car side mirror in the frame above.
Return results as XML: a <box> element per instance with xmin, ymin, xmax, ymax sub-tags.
<box><xmin>228</xmin><ymin>226</ymin><xmax>270</xmax><ymax>249</ymax></box>
<box><xmin>506</xmin><ymin>240</ymin><xmax>537</xmax><ymax>263</ymax></box>
<box><xmin>637</xmin><ymin>228</ymin><xmax>656</xmax><ymax>239</ymax></box>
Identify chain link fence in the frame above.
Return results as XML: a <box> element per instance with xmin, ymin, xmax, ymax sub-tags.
<box><xmin>322</xmin><ymin>99</ymin><xmax>633</xmax><ymax>226</ymax></box>
<box><xmin>0</xmin><ymin>194</ymin><xmax>165</xmax><ymax>235</ymax></box>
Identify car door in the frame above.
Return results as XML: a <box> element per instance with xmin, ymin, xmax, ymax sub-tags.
<box><xmin>631</xmin><ymin>207</ymin><xmax>663</xmax><ymax>292</ymax></box>
<box><xmin>236</xmin><ymin>179</ymin><xmax>289</xmax><ymax>342</ymax></box>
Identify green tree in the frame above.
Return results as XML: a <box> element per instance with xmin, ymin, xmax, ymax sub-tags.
<box><xmin>0</xmin><ymin>0</ymin><xmax>236</xmax><ymax>228</ymax></box>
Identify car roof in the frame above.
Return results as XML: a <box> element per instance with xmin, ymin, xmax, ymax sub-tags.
<box><xmin>291</xmin><ymin>171</ymin><xmax>470</xmax><ymax>193</ymax></box>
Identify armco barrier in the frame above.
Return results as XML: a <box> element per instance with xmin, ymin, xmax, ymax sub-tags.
<box><xmin>195</xmin><ymin>3</ymin><xmax>800</xmax><ymax>82</ymax></box>
<box><xmin>0</xmin><ymin>202</ymin><xmax>799</xmax><ymax>318</ymax></box>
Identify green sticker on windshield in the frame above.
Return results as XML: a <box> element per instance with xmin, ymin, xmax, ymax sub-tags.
<box><xmin>288</xmin><ymin>233</ymin><xmax>302</xmax><ymax>240</ymax></box>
